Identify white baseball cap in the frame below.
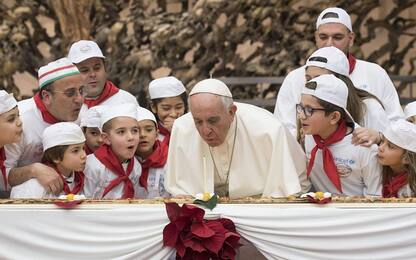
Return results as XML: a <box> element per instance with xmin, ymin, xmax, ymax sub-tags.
<box><xmin>42</xmin><ymin>122</ymin><xmax>86</xmax><ymax>151</ymax></box>
<box><xmin>305</xmin><ymin>46</ymin><xmax>349</xmax><ymax>76</ymax></box>
<box><xmin>68</xmin><ymin>40</ymin><xmax>105</xmax><ymax>64</ymax></box>
<box><xmin>316</xmin><ymin>7</ymin><xmax>352</xmax><ymax>32</ymax></box>
<box><xmin>0</xmin><ymin>90</ymin><xmax>17</xmax><ymax>114</ymax></box>
<box><xmin>99</xmin><ymin>103</ymin><xmax>138</xmax><ymax>130</ymax></box>
<box><xmin>38</xmin><ymin>57</ymin><xmax>80</xmax><ymax>89</ymax></box>
<box><xmin>383</xmin><ymin>119</ymin><xmax>416</xmax><ymax>153</ymax></box>
<box><xmin>302</xmin><ymin>74</ymin><xmax>354</xmax><ymax>123</ymax></box>
<box><xmin>148</xmin><ymin>76</ymin><xmax>186</xmax><ymax>99</ymax></box>
<box><xmin>136</xmin><ymin>107</ymin><xmax>156</xmax><ymax>124</ymax></box>
<box><xmin>190</xmin><ymin>78</ymin><xmax>232</xmax><ymax>97</ymax></box>
<box><xmin>404</xmin><ymin>101</ymin><xmax>416</xmax><ymax>119</ymax></box>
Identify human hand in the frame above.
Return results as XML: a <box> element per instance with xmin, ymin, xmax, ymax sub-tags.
<box><xmin>352</xmin><ymin>127</ymin><xmax>380</xmax><ymax>147</ymax></box>
<box><xmin>31</xmin><ymin>163</ymin><xmax>64</xmax><ymax>195</ymax></box>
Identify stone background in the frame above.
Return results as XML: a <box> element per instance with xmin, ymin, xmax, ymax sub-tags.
<box><xmin>1</xmin><ymin>0</ymin><xmax>415</xmax><ymax>106</ymax></box>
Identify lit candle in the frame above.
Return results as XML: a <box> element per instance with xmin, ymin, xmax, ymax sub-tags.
<box><xmin>203</xmin><ymin>156</ymin><xmax>207</xmax><ymax>193</ymax></box>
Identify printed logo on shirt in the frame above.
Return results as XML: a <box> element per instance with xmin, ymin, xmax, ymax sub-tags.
<box><xmin>336</xmin><ymin>163</ymin><xmax>352</xmax><ymax>178</ymax></box>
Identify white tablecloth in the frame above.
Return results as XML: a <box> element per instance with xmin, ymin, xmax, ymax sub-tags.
<box><xmin>1</xmin><ymin>203</ymin><xmax>416</xmax><ymax>259</ymax></box>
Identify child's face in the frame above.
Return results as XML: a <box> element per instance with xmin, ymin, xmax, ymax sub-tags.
<box><xmin>151</xmin><ymin>96</ymin><xmax>185</xmax><ymax>131</ymax></box>
<box><xmin>298</xmin><ymin>95</ymin><xmax>335</xmax><ymax>137</ymax></box>
<box><xmin>136</xmin><ymin>120</ymin><xmax>158</xmax><ymax>158</ymax></box>
<box><xmin>377</xmin><ymin>137</ymin><xmax>407</xmax><ymax>171</ymax></box>
<box><xmin>102</xmin><ymin>117</ymin><xmax>140</xmax><ymax>162</ymax></box>
<box><xmin>57</xmin><ymin>143</ymin><xmax>87</xmax><ymax>173</ymax></box>
<box><xmin>84</xmin><ymin>127</ymin><xmax>103</xmax><ymax>151</ymax></box>
<box><xmin>0</xmin><ymin>107</ymin><xmax>23</xmax><ymax>146</ymax></box>
<box><xmin>305</xmin><ymin>66</ymin><xmax>330</xmax><ymax>81</ymax></box>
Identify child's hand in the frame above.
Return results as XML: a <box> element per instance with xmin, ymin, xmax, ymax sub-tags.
<box><xmin>31</xmin><ymin>163</ymin><xmax>64</xmax><ymax>195</ymax></box>
<box><xmin>352</xmin><ymin>127</ymin><xmax>379</xmax><ymax>147</ymax></box>
<box><xmin>161</xmin><ymin>117</ymin><xmax>176</xmax><ymax>132</ymax></box>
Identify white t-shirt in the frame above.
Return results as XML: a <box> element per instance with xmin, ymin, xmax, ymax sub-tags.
<box><xmin>274</xmin><ymin>60</ymin><xmax>404</xmax><ymax>136</ymax></box>
<box><xmin>10</xmin><ymin>173</ymin><xmax>80</xmax><ymax>198</ymax></box>
<box><xmin>304</xmin><ymin>133</ymin><xmax>382</xmax><ymax>196</ymax></box>
<box><xmin>83</xmin><ymin>154</ymin><xmax>142</xmax><ymax>199</ymax></box>
<box><xmin>135</xmin><ymin>164</ymin><xmax>170</xmax><ymax>199</ymax></box>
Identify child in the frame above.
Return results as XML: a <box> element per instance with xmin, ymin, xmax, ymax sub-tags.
<box><xmin>80</xmin><ymin>106</ymin><xmax>104</xmax><ymax>154</ymax></box>
<box><xmin>135</xmin><ymin>107</ymin><xmax>170</xmax><ymax>198</ymax></box>
<box><xmin>148</xmin><ymin>76</ymin><xmax>187</xmax><ymax>144</ymax></box>
<box><xmin>10</xmin><ymin>122</ymin><xmax>86</xmax><ymax>198</ymax></box>
<box><xmin>378</xmin><ymin>119</ymin><xmax>416</xmax><ymax>197</ymax></box>
<box><xmin>404</xmin><ymin>101</ymin><xmax>416</xmax><ymax>124</ymax></box>
<box><xmin>83</xmin><ymin>103</ymin><xmax>142</xmax><ymax>199</ymax></box>
<box><xmin>0</xmin><ymin>91</ymin><xmax>22</xmax><ymax>194</ymax></box>
<box><xmin>299</xmin><ymin>74</ymin><xmax>381</xmax><ymax>196</ymax></box>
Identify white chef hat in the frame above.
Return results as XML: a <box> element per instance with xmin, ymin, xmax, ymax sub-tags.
<box><xmin>404</xmin><ymin>101</ymin><xmax>416</xmax><ymax>119</ymax></box>
<box><xmin>316</xmin><ymin>7</ymin><xmax>352</xmax><ymax>32</ymax></box>
<box><xmin>136</xmin><ymin>107</ymin><xmax>156</xmax><ymax>124</ymax></box>
<box><xmin>42</xmin><ymin>122</ymin><xmax>86</xmax><ymax>151</ymax></box>
<box><xmin>148</xmin><ymin>76</ymin><xmax>186</xmax><ymax>99</ymax></box>
<box><xmin>68</xmin><ymin>40</ymin><xmax>106</xmax><ymax>64</ymax></box>
<box><xmin>302</xmin><ymin>74</ymin><xmax>354</xmax><ymax>123</ymax></box>
<box><xmin>305</xmin><ymin>46</ymin><xmax>349</xmax><ymax>76</ymax></box>
<box><xmin>383</xmin><ymin>119</ymin><xmax>416</xmax><ymax>153</ymax></box>
<box><xmin>189</xmin><ymin>78</ymin><xmax>232</xmax><ymax>97</ymax></box>
<box><xmin>38</xmin><ymin>57</ymin><xmax>80</xmax><ymax>89</ymax></box>
<box><xmin>0</xmin><ymin>90</ymin><xmax>17</xmax><ymax>114</ymax></box>
<box><xmin>99</xmin><ymin>103</ymin><xmax>138</xmax><ymax>131</ymax></box>
<box><xmin>80</xmin><ymin>106</ymin><xmax>104</xmax><ymax>128</ymax></box>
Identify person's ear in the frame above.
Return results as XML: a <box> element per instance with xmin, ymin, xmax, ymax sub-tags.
<box><xmin>329</xmin><ymin>111</ymin><xmax>341</xmax><ymax>125</ymax></box>
<box><xmin>150</xmin><ymin>102</ymin><xmax>157</xmax><ymax>114</ymax></box>
<box><xmin>402</xmin><ymin>153</ymin><xmax>409</xmax><ymax>165</ymax></box>
<box><xmin>229</xmin><ymin>104</ymin><xmax>237</xmax><ymax>117</ymax></box>
<box><xmin>41</xmin><ymin>89</ymin><xmax>52</xmax><ymax>105</ymax></box>
<box><xmin>101</xmin><ymin>132</ymin><xmax>111</xmax><ymax>145</ymax></box>
<box><xmin>348</xmin><ymin>31</ymin><xmax>355</xmax><ymax>48</ymax></box>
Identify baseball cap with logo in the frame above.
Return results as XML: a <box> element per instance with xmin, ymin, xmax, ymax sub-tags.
<box><xmin>68</xmin><ymin>40</ymin><xmax>106</xmax><ymax>64</ymax></box>
<box><xmin>302</xmin><ymin>74</ymin><xmax>354</xmax><ymax>123</ymax></box>
<box><xmin>305</xmin><ymin>46</ymin><xmax>349</xmax><ymax>76</ymax></box>
<box><xmin>316</xmin><ymin>7</ymin><xmax>352</xmax><ymax>32</ymax></box>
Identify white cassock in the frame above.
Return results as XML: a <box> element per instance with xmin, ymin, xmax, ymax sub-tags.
<box><xmin>10</xmin><ymin>173</ymin><xmax>81</xmax><ymax>198</ymax></box>
<box><xmin>5</xmin><ymin>99</ymin><xmax>87</xmax><ymax>172</ymax></box>
<box><xmin>274</xmin><ymin>61</ymin><xmax>404</xmax><ymax>136</ymax></box>
<box><xmin>304</xmin><ymin>134</ymin><xmax>382</xmax><ymax>196</ymax></box>
<box><xmin>83</xmin><ymin>154</ymin><xmax>142</xmax><ymax>199</ymax></box>
<box><xmin>165</xmin><ymin>102</ymin><xmax>310</xmax><ymax>199</ymax></box>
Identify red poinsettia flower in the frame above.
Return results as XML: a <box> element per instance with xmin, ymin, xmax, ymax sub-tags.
<box><xmin>163</xmin><ymin>202</ymin><xmax>241</xmax><ymax>260</ymax></box>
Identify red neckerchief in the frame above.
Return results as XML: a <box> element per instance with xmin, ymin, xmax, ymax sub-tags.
<box><xmin>94</xmin><ymin>144</ymin><xmax>135</xmax><ymax>199</ymax></box>
<box><xmin>0</xmin><ymin>148</ymin><xmax>8</xmax><ymax>191</ymax></box>
<box><xmin>139</xmin><ymin>140</ymin><xmax>168</xmax><ymax>190</ymax></box>
<box><xmin>383</xmin><ymin>171</ymin><xmax>408</xmax><ymax>198</ymax></box>
<box><xmin>33</xmin><ymin>92</ymin><xmax>60</xmax><ymax>124</ymax></box>
<box><xmin>158</xmin><ymin>122</ymin><xmax>171</xmax><ymax>145</ymax></box>
<box><xmin>84</xmin><ymin>80</ymin><xmax>119</xmax><ymax>108</ymax></box>
<box><xmin>348</xmin><ymin>53</ymin><xmax>356</xmax><ymax>74</ymax></box>
<box><xmin>46</xmin><ymin>164</ymin><xmax>85</xmax><ymax>195</ymax></box>
<box><xmin>84</xmin><ymin>144</ymin><xmax>94</xmax><ymax>155</ymax></box>
<box><xmin>307</xmin><ymin>121</ymin><xmax>347</xmax><ymax>193</ymax></box>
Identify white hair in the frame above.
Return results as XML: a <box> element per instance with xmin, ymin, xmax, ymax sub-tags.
<box><xmin>188</xmin><ymin>94</ymin><xmax>234</xmax><ymax>112</ymax></box>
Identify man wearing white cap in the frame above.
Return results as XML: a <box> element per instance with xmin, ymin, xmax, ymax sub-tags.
<box><xmin>68</xmin><ymin>40</ymin><xmax>138</xmax><ymax>108</ymax></box>
<box><xmin>0</xmin><ymin>91</ymin><xmax>22</xmax><ymax>196</ymax></box>
<box><xmin>165</xmin><ymin>78</ymin><xmax>309</xmax><ymax>199</ymax></box>
<box><xmin>5</xmin><ymin>57</ymin><xmax>85</xmax><ymax>195</ymax></box>
<box><xmin>299</xmin><ymin>74</ymin><xmax>381</xmax><ymax>196</ymax></box>
<box><xmin>274</xmin><ymin>6</ymin><xmax>403</xmax><ymax>135</ymax></box>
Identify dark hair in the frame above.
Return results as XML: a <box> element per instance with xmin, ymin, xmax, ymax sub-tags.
<box><xmin>39</xmin><ymin>83</ymin><xmax>54</xmax><ymax>100</ymax></box>
<box><xmin>150</xmin><ymin>92</ymin><xmax>188</xmax><ymax>122</ymax></box>
<box><xmin>41</xmin><ymin>145</ymin><xmax>69</xmax><ymax>165</ymax></box>
<box><xmin>382</xmin><ymin>150</ymin><xmax>416</xmax><ymax>196</ymax></box>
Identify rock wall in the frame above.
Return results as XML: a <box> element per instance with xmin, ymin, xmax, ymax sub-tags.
<box><xmin>1</xmin><ymin>0</ymin><xmax>415</xmax><ymax>105</ymax></box>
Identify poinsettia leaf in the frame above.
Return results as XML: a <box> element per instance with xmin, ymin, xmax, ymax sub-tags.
<box><xmin>203</xmin><ymin>220</ymin><xmax>228</xmax><ymax>254</ymax></box>
<box><xmin>164</xmin><ymin>202</ymin><xmax>181</xmax><ymax>221</ymax></box>
<box><xmin>176</xmin><ymin>241</ymin><xmax>186</xmax><ymax>257</ymax></box>
<box><xmin>191</xmin><ymin>222</ymin><xmax>215</xmax><ymax>238</ymax></box>
<box><xmin>193</xmin><ymin>194</ymin><xmax>218</xmax><ymax>210</ymax></box>
<box><xmin>53</xmin><ymin>200</ymin><xmax>83</xmax><ymax>209</ymax></box>
<box><xmin>220</xmin><ymin>243</ymin><xmax>237</xmax><ymax>260</ymax></box>
<box><xmin>162</xmin><ymin>223</ymin><xmax>179</xmax><ymax>247</ymax></box>
<box><xmin>219</xmin><ymin>218</ymin><xmax>237</xmax><ymax>232</ymax></box>
<box><xmin>224</xmin><ymin>232</ymin><xmax>241</xmax><ymax>248</ymax></box>
<box><xmin>182</xmin><ymin>204</ymin><xmax>205</xmax><ymax>221</ymax></box>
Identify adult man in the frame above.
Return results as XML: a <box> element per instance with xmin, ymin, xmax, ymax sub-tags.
<box><xmin>165</xmin><ymin>78</ymin><xmax>309</xmax><ymax>199</ymax></box>
<box><xmin>274</xmin><ymin>7</ymin><xmax>403</xmax><ymax>136</ymax></box>
<box><xmin>5</xmin><ymin>58</ymin><xmax>86</xmax><ymax>194</ymax></box>
<box><xmin>68</xmin><ymin>40</ymin><xmax>138</xmax><ymax>108</ymax></box>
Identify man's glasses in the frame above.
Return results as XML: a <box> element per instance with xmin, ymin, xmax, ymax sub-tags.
<box><xmin>50</xmin><ymin>87</ymin><xmax>87</xmax><ymax>98</ymax></box>
<box><xmin>296</xmin><ymin>103</ymin><xmax>328</xmax><ymax>117</ymax></box>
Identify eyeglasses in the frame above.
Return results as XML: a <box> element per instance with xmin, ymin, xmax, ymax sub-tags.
<box><xmin>296</xmin><ymin>103</ymin><xmax>328</xmax><ymax>117</ymax></box>
<box><xmin>50</xmin><ymin>87</ymin><xmax>87</xmax><ymax>98</ymax></box>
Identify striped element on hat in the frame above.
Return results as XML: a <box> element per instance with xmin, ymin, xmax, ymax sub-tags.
<box><xmin>38</xmin><ymin>57</ymin><xmax>80</xmax><ymax>89</ymax></box>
